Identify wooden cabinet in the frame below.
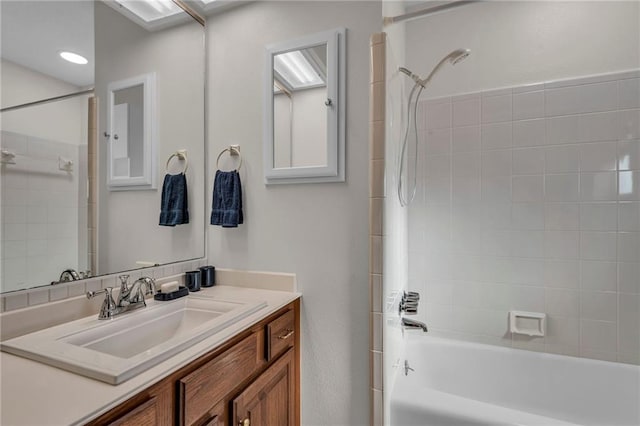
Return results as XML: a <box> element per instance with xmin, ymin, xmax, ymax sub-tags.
<box><xmin>107</xmin><ymin>397</ymin><xmax>158</xmax><ymax>426</ymax></box>
<box><xmin>265</xmin><ymin>309</ymin><xmax>295</xmax><ymax>362</ymax></box>
<box><xmin>178</xmin><ymin>333</ymin><xmax>263</xmax><ymax>425</ymax></box>
<box><xmin>232</xmin><ymin>348</ymin><xmax>295</xmax><ymax>426</ymax></box>
<box><xmin>86</xmin><ymin>300</ymin><xmax>299</xmax><ymax>426</ymax></box>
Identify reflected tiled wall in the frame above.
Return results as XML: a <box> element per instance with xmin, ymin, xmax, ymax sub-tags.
<box><xmin>409</xmin><ymin>70</ymin><xmax>640</xmax><ymax>364</ymax></box>
<box><xmin>1</xmin><ymin>131</ymin><xmax>81</xmax><ymax>292</ymax></box>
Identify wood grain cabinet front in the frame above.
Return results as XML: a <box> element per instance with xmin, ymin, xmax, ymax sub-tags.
<box><xmin>85</xmin><ymin>300</ymin><xmax>299</xmax><ymax>426</ymax></box>
<box><xmin>107</xmin><ymin>397</ymin><xmax>159</xmax><ymax>426</ymax></box>
<box><xmin>232</xmin><ymin>348</ymin><xmax>296</xmax><ymax>426</ymax></box>
<box><xmin>178</xmin><ymin>332</ymin><xmax>263</xmax><ymax>426</ymax></box>
<box><xmin>265</xmin><ymin>309</ymin><xmax>295</xmax><ymax>362</ymax></box>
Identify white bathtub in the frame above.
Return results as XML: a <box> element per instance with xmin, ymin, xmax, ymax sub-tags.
<box><xmin>391</xmin><ymin>336</ymin><xmax>640</xmax><ymax>426</ymax></box>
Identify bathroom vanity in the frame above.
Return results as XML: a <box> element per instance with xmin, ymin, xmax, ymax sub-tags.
<box><xmin>89</xmin><ymin>301</ymin><xmax>299</xmax><ymax>426</ymax></box>
<box><xmin>0</xmin><ymin>285</ymin><xmax>300</xmax><ymax>426</ymax></box>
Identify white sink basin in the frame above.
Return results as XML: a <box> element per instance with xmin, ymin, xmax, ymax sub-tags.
<box><xmin>1</xmin><ymin>296</ymin><xmax>266</xmax><ymax>384</ymax></box>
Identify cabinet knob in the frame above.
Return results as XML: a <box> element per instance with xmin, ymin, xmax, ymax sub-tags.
<box><xmin>239</xmin><ymin>418</ymin><xmax>250</xmax><ymax>426</ymax></box>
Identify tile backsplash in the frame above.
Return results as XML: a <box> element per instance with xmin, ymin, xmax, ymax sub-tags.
<box><xmin>1</xmin><ymin>259</ymin><xmax>207</xmax><ymax>313</ymax></box>
<box><xmin>409</xmin><ymin>70</ymin><xmax>640</xmax><ymax>364</ymax></box>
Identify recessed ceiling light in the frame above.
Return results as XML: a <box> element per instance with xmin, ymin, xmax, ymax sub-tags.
<box><xmin>59</xmin><ymin>51</ymin><xmax>88</xmax><ymax>65</ymax></box>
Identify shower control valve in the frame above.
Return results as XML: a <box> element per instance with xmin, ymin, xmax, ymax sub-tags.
<box><xmin>405</xmin><ymin>291</ymin><xmax>420</xmax><ymax>302</ymax></box>
<box><xmin>399</xmin><ymin>291</ymin><xmax>420</xmax><ymax>315</ymax></box>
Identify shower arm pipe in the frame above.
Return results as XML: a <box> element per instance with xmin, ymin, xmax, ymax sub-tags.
<box><xmin>384</xmin><ymin>0</ymin><xmax>480</xmax><ymax>26</ymax></box>
<box><xmin>1</xmin><ymin>88</ymin><xmax>94</xmax><ymax>113</ymax></box>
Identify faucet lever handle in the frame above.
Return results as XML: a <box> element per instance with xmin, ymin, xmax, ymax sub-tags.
<box><xmin>87</xmin><ymin>287</ymin><xmax>118</xmax><ymax>320</ymax></box>
<box><xmin>118</xmin><ymin>274</ymin><xmax>130</xmax><ymax>291</ymax></box>
<box><xmin>404</xmin><ymin>291</ymin><xmax>420</xmax><ymax>301</ymax></box>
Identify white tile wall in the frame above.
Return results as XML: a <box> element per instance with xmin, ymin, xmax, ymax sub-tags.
<box><xmin>410</xmin><ymin>70</ymin><xmax>640</xmax><ymax>364</ymax></box>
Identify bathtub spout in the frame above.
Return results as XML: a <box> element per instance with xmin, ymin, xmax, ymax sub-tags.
<box><xmin>402</xmin><ymin>318</ymin><xmax>428</xmax><ymax>332</ymax></box>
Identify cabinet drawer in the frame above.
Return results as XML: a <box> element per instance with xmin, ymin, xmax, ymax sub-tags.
<box><xmin>265</xmin><ymin>309</ymin><xmax>295</xmax><ymax>362</ymax></box>
<box><xmin>179</xmin><ymin>333</ymin><xmax>261</xmax><ymax>426</ymax></box>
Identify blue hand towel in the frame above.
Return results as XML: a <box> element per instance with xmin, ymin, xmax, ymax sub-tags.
<box><xmin>159</xmin><ymin>173</ymin><xmax>189</xmax><ymax>226</ymax></box>
<box><xmin>210</xmin><ymin>170</ymin><xmax>243</xmax><ymax>227</ymax></box>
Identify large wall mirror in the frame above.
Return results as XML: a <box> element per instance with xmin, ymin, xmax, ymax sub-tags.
<box><xmin>264</xmin><ymin>28</ymin><xmax>346</xmax><ymax>184</ymax></box>
<box><xmin>0</xmin><ymin>1</ymin><xmax>205</xmax><ymax>293</ymax></box>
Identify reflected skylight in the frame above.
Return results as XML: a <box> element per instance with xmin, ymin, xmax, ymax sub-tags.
<box><xmin>116</xmin><ymin>0</ymin><xmax>183</xmax><ymax>22</ymax></box>
<box><xmin>274</xmin><ymin>50</ymin><xmax>324</xmax><ymax>90</ymax></box>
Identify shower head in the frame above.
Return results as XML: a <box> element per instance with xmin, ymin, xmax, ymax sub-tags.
<box><xmin>449</xmin><ymin>48</ymin><xmax>470</xmax><ymax>65</ymax></box>
<box><xmin>421</xmin><ymin>48</ymin><xmax>470</xmax><ymax>86</ymax></box>
<box><xmin>399</xmin><ymin>48</ymin><xmax>471</xmax><ymax>88</ymax></box>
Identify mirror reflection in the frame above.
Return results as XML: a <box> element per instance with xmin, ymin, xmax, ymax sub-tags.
<box><xmin>112</xmin><ymin>84</ymin><xmax>145</xmax><ymax>179</ymax></box>
<box><xmin>273</xmin><ymin>45</ymin><xmax>328</xmax><ymax>169</ymax></box>
<box><xmin>0</xmin><ymin>1</ymin><xmax>205</xmax><ymax>293</ymax></box>
<box><xmin>106</xmin><ymin>71</ymin><xmax>156</xmax><ymax>190</ymax></box>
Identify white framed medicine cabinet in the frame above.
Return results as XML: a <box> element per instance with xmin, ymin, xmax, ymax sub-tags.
<box><xmin>106</xmin><ymin>72</ymin><xmax>157</xmax><ymax>190</ymax></box>
<box><xmin>264</xmin><ymin>28</ymin><xmax>346</xmax><ymax>184</ymax></box>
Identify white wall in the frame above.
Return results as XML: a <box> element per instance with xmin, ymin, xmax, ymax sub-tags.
<box><xmin>95</xmin><ymin>2</ymin><xmax>205</xmax><ymax>274</ymax></box>
<box><xmin>274</xmin><ymin>87</ymin><xmax>328</xmax><ymax>168</ymax></box>
<box><xmin>405</xmin><ymin>1</ymin><xmax>640</xmax><ymax>99</ymax></box>
<box><xmin>274</xmin><ymin>93</ymin><xmax>292</xmax><ymax>167</ymax></box>
<box><xmin>206</xmin><ymin>2</ymin><xmax>380</xmax><ymax>425</ymax></box>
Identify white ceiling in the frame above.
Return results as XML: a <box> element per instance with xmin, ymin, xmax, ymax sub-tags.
<box><xmin>0</xmin><ymin>1</ymin><xmax>247</xmax><ymax>88</ymax></box>
<box><xmin>1</xmin><ymin>1</ymin><xmax>95</xmax><ymax>88</ymax></box>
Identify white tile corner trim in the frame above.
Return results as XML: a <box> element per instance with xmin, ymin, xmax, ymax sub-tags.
<box><xmin>409</xmin><ymin>69</ymin><xmax>640</xmax><ymax>365</ymax></box>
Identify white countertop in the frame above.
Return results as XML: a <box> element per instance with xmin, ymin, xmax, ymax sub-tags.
<box><xmin>0</xmin><ymin>285</ymin><xmax>300</xmax><ymax>426</ymax></box>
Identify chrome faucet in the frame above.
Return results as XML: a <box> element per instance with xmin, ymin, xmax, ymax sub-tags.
<box><xmin>129</xmin><ymin>276</ymin><xmax>157</xmax><ymax>304</ymax></box>
<box><xmin>87</xmin><ymin>275</ymin><xmax>157</xmax><ymax>320</ymax></box>
<box><xmin>401</xmin><ymin>317</ymin><xmax>428</xmax><ymax>332</ymax></box>
<box><xmin>116</xmin><ymin>275</ymin><xmax>157</xmax><ymax>310</ymax></box>
<box><xmin>57</xmin><ymin>268</ymin><xmax>80</xmax><ymax>283</ymax></box>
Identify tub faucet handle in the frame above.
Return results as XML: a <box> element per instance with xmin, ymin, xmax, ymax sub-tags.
<box><xmin>405</xmin><ymin>291</ymin><xmax>420</xmax><ymax>301</ymax></box>
<box><xmin>400</xmin><ymin>291</ymin><xmax>420</xmax><ymax>315</ymax></box>
<box><xmin>401</xmin><ymin>300</ymin><xmax>419</xmax><ymax>314</ymax></box>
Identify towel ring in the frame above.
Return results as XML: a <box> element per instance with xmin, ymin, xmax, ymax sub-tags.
<box><xmin>216</xmin><ymin>147</ymin><xmax>242</xmax><ymax>171</ymax></box>
<box><xmin>166</xmin><ymin>151</ymin><xmax>188</xmax><ymax>174</ymax></box>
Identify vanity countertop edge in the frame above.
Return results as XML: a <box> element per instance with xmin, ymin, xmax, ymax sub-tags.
<box><xmin>0</xmin><ymin>285</ymin><xmax>301</xmax><ymax>426</ymax></box>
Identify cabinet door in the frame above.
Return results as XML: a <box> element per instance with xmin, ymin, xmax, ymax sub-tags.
<box><xmin>108</xmin><ymin>397</ymin><xmax>157</xmax><ymax>426</ymax></box>
<box><xmin>232</xmin><ymin>349</ymin><xmax>295</xmax><ymax>426</ymax></box>
<box><xmin>179</xmin><ymin>333</ymin><xmax>262</xmax><ymax>426</ymax></box>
